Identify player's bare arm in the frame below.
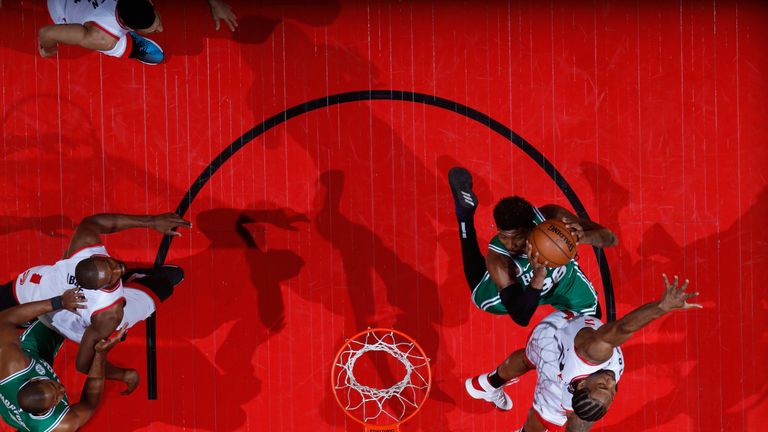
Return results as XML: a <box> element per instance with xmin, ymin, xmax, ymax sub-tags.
<box><xmin>38</xmin><ymin>23</ymin><xmax>117</xmax><ymax>58</ymax></box>
<box><xmin>76</xmin><ymin>305</ymin><xmax>138</xmax><ymax>395</ymax></box>
<box><xmin>539</xmin><ymin>204</ymin><xmax>617</xmax><ymax>248</ymax></box>
<box><xmin>578</xmin><ymin>274</ymin><xmax>701</xmax><ymax>363</ymax></box>
<box><xmin>565</xmin><ymin>412</ymin><xmax>594</xmax><ymax>432</ymax></box>
<box><xmin>65</xmin><ymin>212</ymin><xmax>192</xmax><ymax>258</ymax></box>
<box><xmin>56</xmin><ymin>325</ymin><xmax>128</xmax><ymax>432</ymax></box>
<box><xmin>0</xmin><ymin>291</ymin><xmax>85</xmax><ymax>379</ymax></box>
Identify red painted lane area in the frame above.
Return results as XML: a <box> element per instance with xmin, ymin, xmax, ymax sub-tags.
<box><xmin>0</xmin><ymin>1</ymin><xmax>766</xmax><ymax>431</ymax></box>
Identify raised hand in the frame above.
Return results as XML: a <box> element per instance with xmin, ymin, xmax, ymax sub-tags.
<box><xmin>208</xmin><ymin>0</ymin><xmax>238</xmax><ymax>31</ymax></box>
<box><xmin>94</xmin><ymin>324</ymin><xmax>129</xmax><ymax>354</ymax></box>
<box><xmin>658</xmin><ymin>274</ymin><xmax>702</xmax><ymax>312</ymax></box>
<box><xmin>562</xmin><ymin>217</ymin><xmax>585</xmax><ymax>244</ymax></box>
<box><xmin>61</xmin><ymin>289</ymin><xmax>87</xmax><ymax>312</ymax></box>
<box><xmin>151</xmin><ymin>213</ymin><xmax>192</xmax><ymax>236</ymax></box>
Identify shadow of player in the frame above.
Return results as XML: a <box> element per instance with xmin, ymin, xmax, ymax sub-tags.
<box><xmin>314</xmin><ymin>169</ymin><xmax>458</xmax><ymax>428</ymax></box>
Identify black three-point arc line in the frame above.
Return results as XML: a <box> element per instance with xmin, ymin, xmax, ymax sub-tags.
<box><xmin>146</xmin><ymin>90</ymin><xmax>616</xmax><ymax>399</ymax></box>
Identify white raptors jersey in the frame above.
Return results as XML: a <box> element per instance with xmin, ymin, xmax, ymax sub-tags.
<box><xmin>556</xmin><ymin>315</ymin><xmax>624</xmax><ymax>412</ymax></box>
<box><xmin>14</xmin><ymin>245</ymin><xmax>126</xmax><ymax>343</ymax></box>
<box><xmin>47</xmin><ymin>0</ymin><xmax>129</xmax><ymax>57</ymax></box>
<box><xmin>40</xmin><ymin>287</ymin><xmax>155</xmax><ymax>343</ymax></box>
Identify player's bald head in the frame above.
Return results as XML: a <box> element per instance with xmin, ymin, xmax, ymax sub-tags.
<box><xmin>76</xmin><ymin>256</ymin><xmax>125</xmax><ymax>290</ymax></box>
<box><xmin>75</xmin><ymin>257</ymin><xmax>103</xmax><ymax>289</ymax></box>
<box><xmin>18</xmin><ymin>380</ymin><xmax>62</xmax><ymax>415</ymax></box>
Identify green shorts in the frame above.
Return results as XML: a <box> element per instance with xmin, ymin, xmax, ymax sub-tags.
<box><xmin>21</xmin><ymin>321</ymin><xmax>64</xmax><ymax>366</ymax></box>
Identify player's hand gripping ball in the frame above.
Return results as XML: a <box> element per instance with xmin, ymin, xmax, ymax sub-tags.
<box><xmin>528</xmin><ymin>219</ymin><xmax>577</xmax><ymax>267</ymax></box>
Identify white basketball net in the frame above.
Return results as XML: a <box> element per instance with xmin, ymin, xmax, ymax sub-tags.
<box><xmin>334</xmin><ymin>330</ymin><xmax>430</xmax><ymax>425</ymax></box>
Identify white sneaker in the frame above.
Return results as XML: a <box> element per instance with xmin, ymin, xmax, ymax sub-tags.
<box><xmin>465</xmin><ymin>373</ymin><xmax>514</xmax><ymax>410</ymax></box>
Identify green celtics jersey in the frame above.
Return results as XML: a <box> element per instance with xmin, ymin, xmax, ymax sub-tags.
<box><xmin>471</xmin><ymin>206</ymin><xmax>598</xmax><ymax>316</ymax></box>
<box><xmin>0</xmin><ymin>322</ymin><xmax>69</xmax><ymax>432</ymax></box>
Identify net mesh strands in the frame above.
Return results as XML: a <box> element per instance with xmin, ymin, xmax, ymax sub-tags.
<box><xmin>332</xmin><ymin>329</ymin><xmax>431</xmax><ymax>429</ymax></box>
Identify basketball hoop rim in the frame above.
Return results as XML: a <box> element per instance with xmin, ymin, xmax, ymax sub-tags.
<box><xmin>331</xmin><ymin>328</ymin><xmax>432</xmax><ymax>430</ymax></box>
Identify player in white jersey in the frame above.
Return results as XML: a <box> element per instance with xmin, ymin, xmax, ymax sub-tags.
<box><xmin>38</xmin><ymin>0</ymin><xmax>237</xmax><ymax>63</ymax></box>
<box><xmin>0</xmin><ymin>212</ymin><xmax>191</xmax><ymax>395</ymax></box>
<box><xmin>466</xmin><ymin>274</ymin><xmax>701</xmax><ymax>431</ymax></box>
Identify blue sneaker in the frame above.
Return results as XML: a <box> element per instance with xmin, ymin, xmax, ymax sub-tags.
<box><xmin>128</xmin><ymin>32</ymin><xmax>164</xmax><ymax>65</ymax></box>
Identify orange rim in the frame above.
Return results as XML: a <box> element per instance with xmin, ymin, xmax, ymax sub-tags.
<box><xmin>331</xmin><ymin>328</ymin><xmax>432</xmax><ymax>429</ymax></box>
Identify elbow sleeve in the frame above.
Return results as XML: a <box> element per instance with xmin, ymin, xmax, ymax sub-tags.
<box><xmin>499</xmin><ymin>284</ymin><xmax>542</xmax><ymax>326</ymax></box>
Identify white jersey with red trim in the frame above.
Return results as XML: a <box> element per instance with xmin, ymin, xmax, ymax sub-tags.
<box><xmin>556</xmin><ymin>315</ymin><xmax>624</xmax><ymax>412</ymax></box>
<box><xmin>525</xmin><ymin>311</ymin><xmax>572</xmax><ymax>428</ymax></box>
<box><xmin>37</xmin><ymin>287</ymin><xmax>156</xmax><ymax>344</ymax></box>
<box><xmin>46</xmin><ymin>0</ymin><xmax>129</xmax><ymax>57</ymax></box>
<box><xmin>14</xmin><ymin>245</ymin><xmax>126</xmax><ymax>343</ymax></box>
<box><xmin>524</xmin><ymin>311</ymin><xmax>624</xmax><ymax>427</ymax></box>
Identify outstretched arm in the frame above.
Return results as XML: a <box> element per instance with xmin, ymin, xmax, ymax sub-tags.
<box><xmin>55</xmin><ymin>325</ymin><xmax>128</xmax><ymax>432</ymax></box>
<box><xmin>38</xmin><ymin>24</ymin><xmax>117</xmax><ymax>58</ymax></box>
<box><xmin>65</xmin><ymin>213</ymin><xmax>191</xmax><ymax>258</ymax></box>
<box><xmin>539</xmin><ymin>204</ymin><xmax>617</xmax><ymax>247</ymax></box>
<box><xmin>579</xmin><ymin>274</ymin><xmax>701</xmax><ymax>363</ymax></box>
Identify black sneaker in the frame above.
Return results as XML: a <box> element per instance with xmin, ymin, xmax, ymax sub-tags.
<box><xmin>123</xmin><ymin>265</ymin><xmax>184</xmax><ymax>287</ymax></box>
<box><xmin>122</xmin><ymin>267</ymin><xmax>153</xmax><ymax>283</ymax></box>
<box><xmin>448</xmin><ymin>167</ymin><xmax>478</xmax><ymax>221</ymax></box>
<box><xmin>153</xmin><ymin>265</ymin><xmax>185</xmax><ymax>287</ymax></box>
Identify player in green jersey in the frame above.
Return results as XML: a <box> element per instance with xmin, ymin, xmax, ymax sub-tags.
<box><xmin>0</xmin><ymin>290</ymin><xmax>127</xmax><ymax>431</ymax></box>
<box><xmin>448</xmin><ymin>167</ymin><xmax>618</xmax><ymax>327</ymax></box>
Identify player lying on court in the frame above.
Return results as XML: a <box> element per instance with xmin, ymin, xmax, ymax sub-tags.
<box><xmin>0</xmin><ymin>291</ymin><xmax>128</xmax><ymax>431</ymax></box>
<box><xmin>466</xmin><ymin>274</ymin><xmax>701</xmax><ymax>431</ymax></box>
<box><xmin>38</xmin><ymin>0</ymin><xmax>238</xmax><ymax>65</ymax></box>
<box><xmin>447</xmin><ymin>167</ymin><xmax>617</xmax><ymax>326</ymax></box>
<box><xmin>0</xmin><ymin>212</ymin><xmax>190</xmax><ymax>395</ymax></box>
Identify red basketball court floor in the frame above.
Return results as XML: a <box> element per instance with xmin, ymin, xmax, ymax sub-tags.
<box><xmin>0</xmin><ymin>1</ymin><xmax>766</xmax><ymax>431</ymax></box>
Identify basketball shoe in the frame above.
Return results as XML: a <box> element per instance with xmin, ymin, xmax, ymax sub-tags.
<box><xmin>448</xmin><ymin>167</ymin><xmax>478</xmax><ymax>221</ymax></box>
<box><xmin>123</xmin><ymin>265</ymin><xmax>184</xmax><ymax>287</ymax></box>
<box><xmin>128</xmin><ymin>32</ymin><xmax>164</xmax><ymax>65</ymax></box>
<box><xmin>465</xmin><ymin>373</ymin><xmax>517</xmax><ymax>410</ymax></box>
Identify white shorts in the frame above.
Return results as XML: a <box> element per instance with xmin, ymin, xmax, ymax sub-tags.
<box><xmin>39</xmin><ymin>287</ymin><xmax>155</xmax><ymax>343</ymax></box>
<box><xmin>525</xmin><ymin>311</ymin><xmax>571</xmax><ymax>427</ymax></box>
<box><xmin>46</xmin><ymin>0</ymin><xmax>128</xmax><ymax>58</ymax></box>
<box><xmin>121</xmin><ymin>287</ymin><xmax>157</xmax><ymax>329</ymax></box>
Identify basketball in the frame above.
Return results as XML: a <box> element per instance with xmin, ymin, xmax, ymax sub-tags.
<box><xmin>528</xmin><ymin>219</ymin><xmax>577</xmax><ymax>267</ymax></box>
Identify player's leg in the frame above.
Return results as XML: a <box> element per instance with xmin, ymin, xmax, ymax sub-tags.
<box><xmin>466</xmin><ymin>312</ymin><xmax>568</xmax><ymax>410</ymax></box>
<box><xmin>520</xmin><ymin>408</ymin><xmax>551</xmax><ymax>432</ymax></box>
<box><xmin>448</xmin><ymin>167</ymin><xmax>485</xmax><ymax>290</ymax></box>
<box><xmin>465</xmin><ymin>348</ymin><xmax>528</xmax><ymax>410</ymax></box>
